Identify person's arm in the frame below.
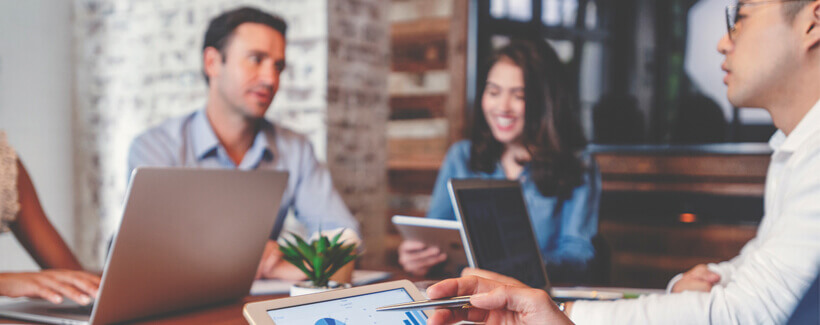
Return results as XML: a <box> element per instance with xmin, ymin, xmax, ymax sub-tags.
<box><xmin>9</xmin><ymin>160</ymin><xmax>81</xmax><ymax>270</ymax></box>
<box><xmin>667</xmin><ymin>239</ymin><xmax>758</xmax><ymax>293</ymax></box>
<box><xmin>545</xmin><ymin>161</ymin><xmax>599</xmax><ymax>273</ymax></box>
<box><xmin>2</xmin><ymin>159</ymin><xmax>101</xmax><ymax>304</ymax></box>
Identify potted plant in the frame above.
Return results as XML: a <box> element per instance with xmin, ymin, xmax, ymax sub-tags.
<box><xmin>279</xmin><ymin>229</ymin><xmax>359</xmax><ymax>296</ymax></box>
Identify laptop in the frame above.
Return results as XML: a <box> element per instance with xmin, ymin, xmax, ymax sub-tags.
<box><xmin>447</xmin><ymin>179</ymin><xmax>551</xmax><ymax>291</ymax></box>
<box><xmin>0</xmin><ymin>168</ymin><xmax>288</xmax><ymax>325</ymax></box>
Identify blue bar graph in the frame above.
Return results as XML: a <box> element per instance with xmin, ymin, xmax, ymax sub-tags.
<box><xmin>413</xmin><ymin>310</ymin><xmax>427</xmax><ymax>324</ymax></box>
<box><xmin>405</xmin><ymin>311</ymin><xmax>420</xmax><ymax>325</ymax></box>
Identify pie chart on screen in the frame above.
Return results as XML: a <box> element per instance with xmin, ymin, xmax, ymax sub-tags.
<box><xmin>315</xmin><ymin>318</ymin><xmax>346</xmax><ymax>325</ymax></box>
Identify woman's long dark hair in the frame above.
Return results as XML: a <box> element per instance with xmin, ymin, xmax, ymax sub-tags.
<box><xmin>469</xmin><ymin>40</ymin><xmax>587</xmax><ymax>199</ymax></box>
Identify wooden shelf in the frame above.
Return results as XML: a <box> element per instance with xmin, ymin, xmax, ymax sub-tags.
<box><xmin>391</xmin><ymin>18</ymin><xmax>450</xmax><ymax>42</ymax></box>
<box><xmin>387</xmin><ymin>157</ymin><xmax>443</xmax><ymax>171</ymax></box>
<box><xmin>391</xmin><ymin>18</ymin><xmax>450</xmax><ymax>73</ymax></box>
<box><xmin>390</xmin><ymin>95</ymin><xmax>448</xmax><ymax>119</ymax></box>
<box><xmin>595</xmin><ymin>153</ymin><xmax>769</xmax><ymax>196</ymax></box>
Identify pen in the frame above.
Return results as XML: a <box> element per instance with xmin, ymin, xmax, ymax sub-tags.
<box><xmin>376</xmin><ymin>296</ymin><xmax>473</xmax><ymax>312</ymax></box>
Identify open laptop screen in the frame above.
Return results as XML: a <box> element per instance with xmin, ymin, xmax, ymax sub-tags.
<box><xmin>450</xmin><ymin>180</ymin><xmax>550</xmax><ymax>290</ymax></box>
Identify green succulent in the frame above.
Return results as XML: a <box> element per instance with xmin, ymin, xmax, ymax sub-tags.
<box><xmin>278</xmin><ymin>230</ymin><xmax>358</xmax><ymax>288</ymax></box>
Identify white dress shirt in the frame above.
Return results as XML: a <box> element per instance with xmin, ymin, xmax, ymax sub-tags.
<box><xmin>570</xmin><ymin>99</ymin><xmax>820</xmax><ymax>324</ymax></box>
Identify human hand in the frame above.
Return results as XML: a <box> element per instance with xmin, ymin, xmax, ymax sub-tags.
<box><xmin>255</xmin><ymin>240</ymin><xmax>308</xmax><ymax>280</ymax></box>
<box><xmin>398</xmin><ymin>240</ymin><xmax>447</xmax><ymax>277</ymax></box>
<box><xmin>0</xmin><ymin>270</ymin><xmax>100</xmax><ymax>305</ymax></box>
<box><xmin>460</xmin><ymin>267</ymin><xmax>528</xmax><ymax>287</ymax></box>
<box><xmin>672</xmin><ymin>264</ymin><xmax>721</xmax><ymax>293</ymax></box>
<box><xmin>426</xmin><ymin>275</ymin><xmax>573</xmax><ymax>325</ymax></box>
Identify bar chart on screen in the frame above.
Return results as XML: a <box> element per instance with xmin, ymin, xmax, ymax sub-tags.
<box><xmin>402</xmin><ymin>310</ymin><xmax>427</xmax><ymax>325</ymax></box>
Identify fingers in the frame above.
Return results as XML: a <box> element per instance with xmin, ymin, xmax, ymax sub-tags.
<box><xmin>267</xmin><ymin>261</ymin><xmax>309</xmax><ymax>281</ymax></box>
<box><xmin>256</xmin><ymin>257</ymin><xmax>275</xmax><ymax>280</ymax></box>
<box><xmin>470</xmin><ymin>285</ymin><xmax>552</xmax><ymax>313</ymax></box>
<box><xmin>427</xmin><ymin>276</ymin><xmax>505</xmax><ymax>300</ymax></box>
<box><xmin>399</xmin><ymin>240</ymin><xmax>427</xmax><ymax>252</ymax></box>
<box><xmin>427</xmin><ymin>308</ymin><xmax>482</xmax><ymax>325</ymax></box>
<box><xmin>256</xmin><ymin>241</ymin><xmax>283</xmax><ymax>279</ymax></box>
<box><xmin>687</xmin><ymin>264</ymin><xmax>720</xmax><ymax>283</ymax></box>
<box><xmin>427</xmin><ymin>277</ymin><xmax>564</xmax><ymax>325</ymax></box>
<box><xmin>35</xmin><ymin>273</ymin><xmax>93</xmax><ymax>305</ymax></box>
<box><xmin>12</xmin><ymin>279</ymin><xmax>63</xmax><ymax>304</ymax></box>
<box><xmin>672</xmin><ymin>264</ymin><xmax>721</xmax><ymax>293</ymax></box>
<box><xmin>460</xmin><ymin>268</ymin><xmax>527</xmax><ymax>287</ymax></box>
<box><xmin>399</xmin><ymin>245</ymin><xmax>447</xmax><ymax>276</ymax></box>
<box><xmin>427</xmin><ymin>309</ymin><xmax>458</xmax><ymax>325</ymax></box>
<box><xmin>43</xmin><ymin>270</ymin><xmax>100</xmax><ymax>298</ymax></box>
<box><xmin>672</xmin><ymin>279</ymin><xmax>714</xmax><ymax>293</ymax></box>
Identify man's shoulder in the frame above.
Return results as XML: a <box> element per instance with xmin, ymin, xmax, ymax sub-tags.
<box><xmin>130</xmin><ymin>111</ymin><xmax>197</xmax><ymax>155</ymax></box>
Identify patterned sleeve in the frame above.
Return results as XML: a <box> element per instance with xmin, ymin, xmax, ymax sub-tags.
<box><xmin>0</xmin><ymin>131</ymin><xmax>20</xmax><ymax>233</ymax></box>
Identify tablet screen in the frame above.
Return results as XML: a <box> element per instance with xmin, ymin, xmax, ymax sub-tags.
<box><xmin>266</xmin><ymin>288</ymin><xmax>427</xmax><ymax>324</ymax></box>
<box><xmin>456</xmin><ymin>186</ymin><xmax>548</xmax><ymax>289</ymax></box>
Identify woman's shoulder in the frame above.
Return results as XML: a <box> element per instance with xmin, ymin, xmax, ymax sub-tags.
<box><xmin>446</xmin><ymin>140</ymin><xmax>472</xmax><ymax>158</ymax></box>
<box><xmin>439</xmin><ymin>140</ymin><xmax>476</xmax><ymax>174</ymax></box>
<box><xmin>0</xmin><ymin>131</ymin><xmax>19</xmax><ymax>233</ymax></box>
<box><xmin>0</xmin><ymin>131</ymin><xmax>17</xmax><ymax>173</ymax></box>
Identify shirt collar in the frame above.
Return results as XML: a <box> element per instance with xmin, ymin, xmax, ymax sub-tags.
<box><xmin>770</xmin><ymin>98</ymin><xmax>820</xmax><ymax>153</ymax></box>
<box><xmin>191</xmin><ymin>109</ymin><xmax>275</xmax><ymax>166</ymax></box>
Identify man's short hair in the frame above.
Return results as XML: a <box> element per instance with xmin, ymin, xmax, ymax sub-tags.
<box><xmin>201</xmin><ymin>6</ymin><xmax>287</xmax><ymax>84</ymax></box>
<box><xmin>783</xmin><ymin>0</ymin><xmax>816</xmax><ymax>23</ymax></box>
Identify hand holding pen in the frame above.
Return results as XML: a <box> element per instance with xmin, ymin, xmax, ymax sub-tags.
<box><xmin>411</xmin><ymin>275</ymin><xmax>574</xmax><ymax>325</ymax></box>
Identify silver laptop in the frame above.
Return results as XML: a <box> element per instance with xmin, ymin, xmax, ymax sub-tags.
<box><xmin>447</xmin><ymin>179</ymin><xmax>551</xmax><ymax>291</ymax></box>
<box><xmin>0</xmin><ymin>168</ymin><xmax>288</xmax><ymax>324</ymax></box>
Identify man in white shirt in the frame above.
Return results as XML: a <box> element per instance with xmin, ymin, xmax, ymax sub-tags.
<box><xmin>425</xmin><ymin>1</ymin><xmax>820</xmax><ymax>324</ymax></box>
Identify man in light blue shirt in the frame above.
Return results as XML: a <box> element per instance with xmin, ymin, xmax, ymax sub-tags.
<box><xmin>127</xmin><ymin>7</ymin><xmax>359</xmax><ymax>280</ymax></box>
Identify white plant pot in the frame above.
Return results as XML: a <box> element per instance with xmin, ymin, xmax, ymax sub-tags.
<box><xmin>289</xmin><ymin>281</ymin><xmax>351</xmax><ymax>296</ymax></box>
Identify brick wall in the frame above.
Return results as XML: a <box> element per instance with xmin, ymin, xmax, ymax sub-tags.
<box><xmin>326</xmin><ymin>0</ymin><xmax>390</xmax><ymax>268</ymax></box>
<box><xmin>73</xmin><ymin>0</ymin><xmax>388</xmax><ymax>268</ymax></box>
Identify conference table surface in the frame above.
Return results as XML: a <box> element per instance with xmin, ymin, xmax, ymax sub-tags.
<box><xmin>0</xmin><ymin>271</ymin><xmax>433</xmax><ymax>325</ymax></box>
<box><xmin>0</xmin><ymin>278</ymin><xmax>665</xmax><ymax>324</ymax></box>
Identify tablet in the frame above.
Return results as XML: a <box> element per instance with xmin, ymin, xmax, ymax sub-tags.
<box><xmin>448</xmin><ymin>179</ymin><xmax>551</xmax><ymax>291</ymax></box>
<box><xmin>244</xmin><ymin>280</ymin><xmax>429</xmax><ymax>325</ymax></box>
<box><xmin>392</xmin><ymin>215</ymin><xmax>468</xmax><ymax>275</ymax></box>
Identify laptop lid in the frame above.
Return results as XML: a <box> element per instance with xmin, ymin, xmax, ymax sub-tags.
<box><xmin>447</xmin><ymin>179</ymin><xmax>551</xmax><ymax>291</ymax></box>
<box><xmin>0</xmin><ymin>168</ymin><xmax>288</xmax><ymax>325</ymax></box>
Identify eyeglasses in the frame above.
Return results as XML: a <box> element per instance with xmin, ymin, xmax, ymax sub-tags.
<box><xmin>725</xmin><ymin>0</ymin><xmax>812</xmax><ymax>40</ymax></box>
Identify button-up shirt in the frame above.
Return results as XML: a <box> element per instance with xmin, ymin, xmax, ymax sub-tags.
<box><xmin>571</xmin><ymin>99</ymin><xmax>820</xmax><ymax>324</ymax></box>
<box><xmin>127</xmin><ymin>109</ymin><xmax>360</xmax><ymax>239</ymax></box>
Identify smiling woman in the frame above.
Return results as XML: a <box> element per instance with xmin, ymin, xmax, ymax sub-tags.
<box><xmin>398</xmin><ymin>40</ymin><xmax>601</xmax><ymax>284</ymax></box>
